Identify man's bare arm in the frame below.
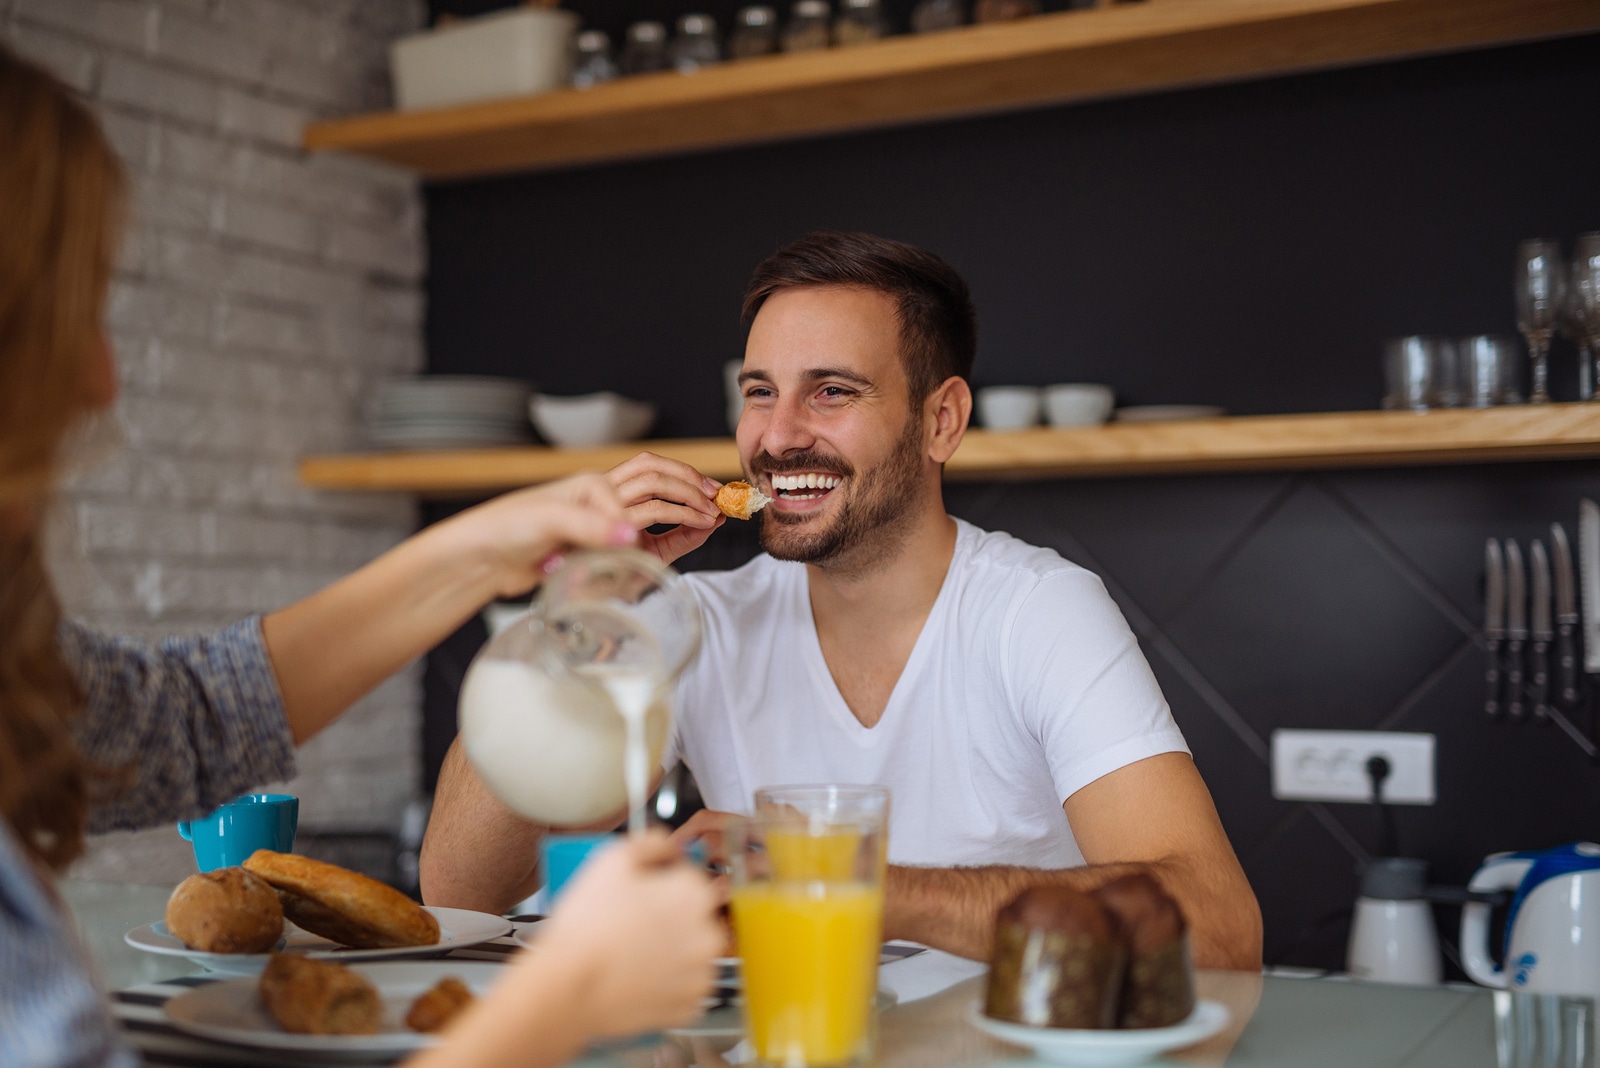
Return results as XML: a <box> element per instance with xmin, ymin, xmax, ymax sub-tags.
<box><xmin>883</xmin><ymin>754</ymin><xmax>1262</xmax><ymax>971</ymax></box>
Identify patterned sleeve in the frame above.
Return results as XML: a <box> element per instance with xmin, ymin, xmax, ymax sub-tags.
<box><xmin>59</xmin><ymin>618</ymin><xmax>299</xmax><ymax>834</ymax></box>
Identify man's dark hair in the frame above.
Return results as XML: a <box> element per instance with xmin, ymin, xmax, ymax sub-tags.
<box><xmin>742</xmin><ymin>231</ymin><xmax>977</xmax><ymax>405</ymax></box>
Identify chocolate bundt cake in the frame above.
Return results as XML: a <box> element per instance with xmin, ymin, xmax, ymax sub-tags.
<box><xmin>1092</xmin><ymin>873</ymin><xmax>1195</xmax><ymax>1028</ymax></box>
<box><xmin>983</xmin><ymin>885</ymin><xmax>1126</xmax><ymax>1029</ymax></box>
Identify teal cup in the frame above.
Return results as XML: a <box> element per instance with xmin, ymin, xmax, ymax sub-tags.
<box><xmin>541</xmin><ymin>833</ymin><xmax>617</xmax><ymax>907</ymax></box>
<box><xmin>178</xmin><ymin>793</ymin><xmax>298</xmax><ymax>872</ymax></box>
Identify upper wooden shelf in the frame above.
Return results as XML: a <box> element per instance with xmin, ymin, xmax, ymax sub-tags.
<box><xmin>298</xmin><ymin>404</ymin><xmax>1600</xmax><ymax>495</ymax></box>
<box><xmin>303</xmin><ymin>0</ymin><xmax>1600</xmax><ymax>179</ymax></box>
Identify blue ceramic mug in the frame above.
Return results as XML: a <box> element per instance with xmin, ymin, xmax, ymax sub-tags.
<box><xmin>178</xmin><ymin>793</ymin><xmax>298</xmax><ymax>872</ymax></box>
<box><xmin>541</xmin><ymin>833</ymin><xmax>618</xmax><ymax>907</ymax></box>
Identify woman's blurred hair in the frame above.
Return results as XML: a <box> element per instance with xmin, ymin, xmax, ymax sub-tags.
<box><xmin>0</xmin><ymin>42</ymin><xmax>126</xmax><ymax>870</ymax></box>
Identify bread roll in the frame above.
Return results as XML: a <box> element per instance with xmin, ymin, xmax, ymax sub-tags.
<box><xmin>984</xmin><ymin>885</ymin><xmax>1126</xmax><ymax>1029</ymax></box>
<box><xmin>258</xmin><ymin>953</ymin><xmax>382</xmax><ymax>1035</ymax></box>
<box><xmin>243</xmin><ymin>850</ymin><xmax>439</xmax><ymax>949</ymax></box>
<box><xmin>714</xmin><ymin>481</ymin><xmax>771</xmax><ymax>520</ymax></box>
<box><xmin>405</xmin><ymin>977</ymin><xmax>475</xmax><ymax>1033</ymax></box>
<box><xmin>1092</xmin><ymin>874</ymin><xmax>1195</xmax><ymax>1028</ymax></box>
<box><xmin>164</xmin><ymin>867</ymin><xmax>283</xmax><ymax>954</ymax></box>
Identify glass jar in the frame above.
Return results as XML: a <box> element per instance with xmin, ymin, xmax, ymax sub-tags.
<box><xmin>571</xmin><ymin>29</ymin><xmax>619</xmax><ymax>89</ymax></box>
<box><xmin>619</xmin><ymin>20</ymin><xmax>668</xmax><ymax>76</ymax></box>
<box><xmin>781</xmin><ymin>0</ymin><xmax>832</xmax><ymax>52</ymax></box>
<box><xmin>833</xmin><ymin>0</ymin><xmax>887</xmax><ymax>46</ymax></box>
<box><xmin>910</xmin><ymin>0</ymin><xmax>964</xmax><ymax>32</ymax></box>
<box><xmin>729</xmin><ymin>4</ymin><xmax>779</xmax><ymax>58</ymax></box>
<box><xmin>669</xmin><ymin>13</ymin><xmax>722</xmax><ymax>73</ymax></box>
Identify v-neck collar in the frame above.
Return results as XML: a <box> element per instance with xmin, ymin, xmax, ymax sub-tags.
<box><xmin>795</xmin><ymin>520</ymin><xmax>970</xmax><ymax>744</ymax></box>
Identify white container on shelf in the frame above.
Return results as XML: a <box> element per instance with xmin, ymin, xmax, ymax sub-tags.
<box><xmin>391</xmin><ymin>7</ymin><xmax>580</xmax><ymax>112</ymax></box>
<box><xmin>976</xmin><ymin>386</ymin><xmax>1042</xmax><ymax>432</ymax></box>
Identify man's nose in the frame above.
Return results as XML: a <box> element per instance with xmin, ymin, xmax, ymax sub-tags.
<box><xmin>759</xmin><ymin>396</ymin><xmax>816</xmax><ymax>457</ymax></box>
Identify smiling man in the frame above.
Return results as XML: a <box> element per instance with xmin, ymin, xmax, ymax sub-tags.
<box><xmin>421</xmin><ymin>232</ymin><xmax>1262</xmax><ymax>970</ymax></box>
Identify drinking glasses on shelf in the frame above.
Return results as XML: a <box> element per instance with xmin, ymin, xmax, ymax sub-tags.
<box><xmin>1515</xmin><ymin>239</ymin><xmax>1568</xmax><ymax>404</ymax></box>
<box><xmin>1383</xmin><ymin>336</ymin><xmax>1457</xmax><ymax>411</ymax></box>
<box><xmin>1570</xmin><ymin>232</ymin><xmax>1600</xmax><ymax>402</ymax></box>
<box><xmin>1458</xmin><ymin>335</ymin><xmax>1523</xmax><ymax>408</ymax></box>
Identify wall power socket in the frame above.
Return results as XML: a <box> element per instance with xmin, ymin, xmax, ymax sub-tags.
<box><xmin>1270</xmin><ymin>729</ymin><xmax>1436</xmax><ymax>805</ymax></box>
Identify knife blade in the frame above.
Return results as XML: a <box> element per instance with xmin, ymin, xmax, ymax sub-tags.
<box><xmin>1553</xmin><ymin>523</ymin><xmax>1581</xmax><ymax>708</ymax></box>
<box><xmin>1530</xmin><ymin>539</ymin><xmax>1552</xmax><ymax>722</ymax></box>
<box><xmin>1506</xmin><ymin>539</ymin><xmax>1527</xmax><ymax>720</ymax></box>
<box><xmin>1485</xmin><ymin>538</ymin><xmax>1505</xmax><ymax>718</ymax></box>
<box><xmin>1582</xmin><ymin>500</ymin><xmax>1600</xmax><ymax>674</ymax></box>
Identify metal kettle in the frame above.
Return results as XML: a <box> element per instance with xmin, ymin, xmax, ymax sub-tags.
<box><xmin>1461</xmin><ymin>842</ymin><xmax>1600</xmax><ymax>997</ymax></box>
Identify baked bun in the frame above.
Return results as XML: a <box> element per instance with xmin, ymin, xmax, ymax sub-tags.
<box><xmin>1092</xmin><ymin>874</ymin><xmax>1195</xmax><ymax>1028</ymax></box>
<box><xmin>259</xmin><ymin>953</ymin><xmax>382</xmax><ymax>1035</ymax></box>
<box><xmin>714</xmin><ymin>481</ymin><xmax>771</xmax><ymax>520</ymax></box>
<box><xmin>984</xmin><ymin>885</ymin><xmax>1126</xmax><ymax>1029</ymax></box>
<box><xmin>243</xmin><ymin>850</ymin><xmax>439</xmax><ymax>949</ymax></box>
<box><xmin>405</xmin><ymin>976</ymin><xmax>475</xmax><ymax>1033</ymax></box>
<box><xmin>164</xmin><ymin>867</ymin><xmax>283</xmax><ymax>954</ymax></box>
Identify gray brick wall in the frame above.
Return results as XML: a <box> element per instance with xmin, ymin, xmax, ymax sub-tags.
<box><xmin>1</xmin><ymin>0</ymin><xmax>429</xmax><ymax>884</ymax></box>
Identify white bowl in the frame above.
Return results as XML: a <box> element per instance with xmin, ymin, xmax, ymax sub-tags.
<box><xmin>977</xmin><ymin>386</ymin><xmax>1043</xmax><ymax>432</ymax></box>
<box><xmin>1044</xmin><ymin>383</ymin><xmax>1115</xmax><ymax>427</ymax></box>
<box><xmin>529</xmin><ymin>392</ymin><xmax>656</xmax><ymax>448</ymax></box>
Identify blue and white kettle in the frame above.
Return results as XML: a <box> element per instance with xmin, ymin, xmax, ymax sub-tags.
<box><xmin>1460</xmin><ymin>842</ymin><xmax>1600</xmax><ymax>997</ymax></box>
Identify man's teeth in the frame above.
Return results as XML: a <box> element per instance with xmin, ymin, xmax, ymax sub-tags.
<box><xmin>771</xmin><ymin>474</ymin><xmax>842</xmax><ymax>492</ymax></box>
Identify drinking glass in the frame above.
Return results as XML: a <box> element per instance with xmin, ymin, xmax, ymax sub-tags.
<box><xmin>1570</xmin><ymin>233</ymin><xmax>1600</xmax><ymax>402</ymax></box>
<box><xmin>729</xmin><ymin>785</ymin><xmax>890</xmax><ymax>1068</ymax></box>
<box><xmin>1383</xmin><ymin>337</ymin><xmax>1455</xmax><ymax>411</ymax></box>
<box><xmin>1515</xmin><ymin>239</ymin><xmax>1568</xmax><ymax>404</ymax></box>
<box><xmin>1459</xmin><ymin>335</ymin><xmax>1524</xmax><ymax>407</ymax></box>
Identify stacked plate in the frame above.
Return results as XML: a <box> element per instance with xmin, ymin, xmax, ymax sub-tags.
<box><xmin>367</xmin><ymin>376</ymin><xmax>535</xmax><ymax>450</ymax></box>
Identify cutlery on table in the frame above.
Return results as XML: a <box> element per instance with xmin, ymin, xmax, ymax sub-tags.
<box><xmin>1485</xmin><ymin>538</ymin><xmax>1505</xmax><ymax>718</ymax></box>
<box><xmin>1530</xmin><ymin>539</ymin><xmax>1552</xmax><ymax>723</ymax></box>
<box><xmin>1505</xmin><ymin>539</ymin><xmax>1527</xmax><ymax>720</ymax></box>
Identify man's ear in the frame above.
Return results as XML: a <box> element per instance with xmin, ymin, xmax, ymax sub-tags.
<box><xmin>926</xmin><ymin>376</ymin><xmax>971</xmax><ymax>464</ymax></box>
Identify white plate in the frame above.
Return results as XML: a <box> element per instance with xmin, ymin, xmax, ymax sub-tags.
<box><xmin>967</xmin><ymin>1000</ymin><xmax>1229</xmax><ymax>1067</ymax></box>
<box><xmin>126</xmin><ymin>907</ymin><xmax>512</xmax><ymax>976</ymax></box>
<box><xmin>163</xmin><ymin>960</ymin><xmax>504</xmax><ymax>1057</ymax></box>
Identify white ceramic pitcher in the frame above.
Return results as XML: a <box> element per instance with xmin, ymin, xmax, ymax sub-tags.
<box><xmin>1461</xmin><ymin>842</ymin><xmax>1600</xmax><ymax>998</ymax></box>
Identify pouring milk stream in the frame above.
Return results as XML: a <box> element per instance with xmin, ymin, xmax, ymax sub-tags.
<box><xmin>457</xmin><ymin>551</ymin><xmax>702</xmax><ymax>836</ymax></box>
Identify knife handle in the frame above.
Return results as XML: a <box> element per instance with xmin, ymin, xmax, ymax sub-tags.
<box><xmin>1557</xmin><ymin>622</ymin><xmax>1581</xmax><ymax>708</ymax></box>
<box><xmin>1486</xmin><ymin>637</ymin><xmax>1502</xmax><ymax>717</ymax></box>
<box><xmin>1531</xmin><ymin>638</ymin><xmax>1551</xmax><ymax>722</ymax></box>
<box><xmin>1506</xmin><ymin>638</ymin><xmax>1525</xmax><ymax>720</ymax></box>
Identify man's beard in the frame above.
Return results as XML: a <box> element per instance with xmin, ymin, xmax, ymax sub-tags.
<box><xmin>754</xmin><ymin>412</ymin><xmax>926</xmax><ymax>571</ymax></box>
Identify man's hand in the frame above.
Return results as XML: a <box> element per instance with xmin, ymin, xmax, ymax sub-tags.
<box><xmin>608</xmin><ymin>452</ymin><xmax>728</xmax><ymax>565</ymax></box>
<box><xmin>668</xmin><ymin>808</ymin><xmax>737</xmax><ymax>866</ymax></box>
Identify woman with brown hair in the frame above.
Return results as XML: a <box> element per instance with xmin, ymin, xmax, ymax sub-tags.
<box><xmin>0</xmin><ymin>44</ymin><xmax>721</xmax><ymax>1068</ymax></box>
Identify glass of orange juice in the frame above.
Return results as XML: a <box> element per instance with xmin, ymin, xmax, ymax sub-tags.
<box><xmin>728</xmin><ymin>785</ymin><xmax>889</xmax><ymax>1068</ymax></box>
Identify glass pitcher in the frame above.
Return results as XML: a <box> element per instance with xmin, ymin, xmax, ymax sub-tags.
<box><xmin>457</xmin><ymin>550</ymin><xmax>702</xmax><ymax>831</ymax></box>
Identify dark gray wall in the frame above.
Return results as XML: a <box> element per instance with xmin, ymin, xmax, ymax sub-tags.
<box><xmin>420</xmin><ymin>32</ymin><xmax>1600</xmax><ymax>972</ymax></box>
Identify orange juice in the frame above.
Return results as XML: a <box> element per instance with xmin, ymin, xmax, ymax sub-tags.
<box><xmin>731</xmin><ymin>881</ymin><xmax>883</xmax><ymax>1067</ymax></box>
<box><xmin>765</xmin><ymin>827</ymin><xmax>861</xmax><ymax>881</ymax></box>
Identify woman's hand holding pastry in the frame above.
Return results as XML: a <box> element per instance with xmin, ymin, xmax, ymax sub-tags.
<box><xmin>607</xmin><ymin>452</ymin><xmax>727</xmax><ymax>565</ymax></box>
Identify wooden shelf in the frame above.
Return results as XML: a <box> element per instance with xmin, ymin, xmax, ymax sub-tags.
<box><xmin>299</xmin><ymin>404</ymin><xmax>1600</xmax><ymax>495</ymax></box>
<box><xmin>303</xmin><ymin>0</ymin><xmax>1600</xmax><ymax>179</ymax></box>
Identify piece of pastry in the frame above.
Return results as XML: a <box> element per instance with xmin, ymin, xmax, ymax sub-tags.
<box><xmin>164</xmin><ymin>867</ymin><xmax>284</xmax><ymax>954</ymax></box>
<box><xmin>984</xmin><ymin>885</ymin><xmax>1126</xmax><ymax>1029</ymax></box>
<box><xmin>714</xmin><ymin>480</ymin><xmax>771</xmax><ymax>520</ymax></box>
<box><xmin>1092</xmin><ymin>874</ymin><xmax>1195</xmax><ymax>1028</ymax></box>
<box><xmin>258</xmin><ymin>952</ymin><xmax>383</xmax><ymax>1035</ymax></box>
<box><xmin>243</xmin><ymin>850</ymin><xmax>440</xmax><ymax>949</ymax></box>
<box><xmin>405</xmin><ymin>976</ymin><xmax>475</xmax><ymax>1033</ymax></box>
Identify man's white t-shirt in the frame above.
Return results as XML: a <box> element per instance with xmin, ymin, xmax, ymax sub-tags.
<box><xmin>665</xmin><ymin>517</ymin><xmax>1188</xmax><ymax>870</ymax></box>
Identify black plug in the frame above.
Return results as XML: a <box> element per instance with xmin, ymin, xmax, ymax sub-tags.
<box><xmin>1366</xmin><ymin>755</ymin><xmax>1397</xmax><ymax>857</ymax></box>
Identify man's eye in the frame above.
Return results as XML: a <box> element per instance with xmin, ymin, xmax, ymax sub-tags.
<box><xmin>820</xmin><ymin>387</ymin><xmax>853</xmax><ymax>398</ymax></box>
<box><xmin>746</xmin><ymin>387</ymin><xmax>774</xmax><ymax>399</ymax></box>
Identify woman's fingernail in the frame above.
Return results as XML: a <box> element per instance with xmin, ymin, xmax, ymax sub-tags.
<box><xmin>703</xmin><ymin>478</ymin><xmax>720</xmax><ymax>495</ymax></box>
<box><xmin>540</xmin><ymin>553</ymin><xmax>566</xmax><ymax>575</ymax></box>
<box><xmin>609</xmin><ymin>521</ymin><xmax>638</xmax><ymax>545</ymax></box>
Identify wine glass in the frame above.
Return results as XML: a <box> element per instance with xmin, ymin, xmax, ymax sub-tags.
<box><xmin>1571</xmin><ymin>233</ymin><xmax>1600</xmax><ymax>402</ymax></box>
<box><xmin>1515</xmin><ymin>239</ymin><xmax>1568</xmax><ymax>404</ymax></box>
